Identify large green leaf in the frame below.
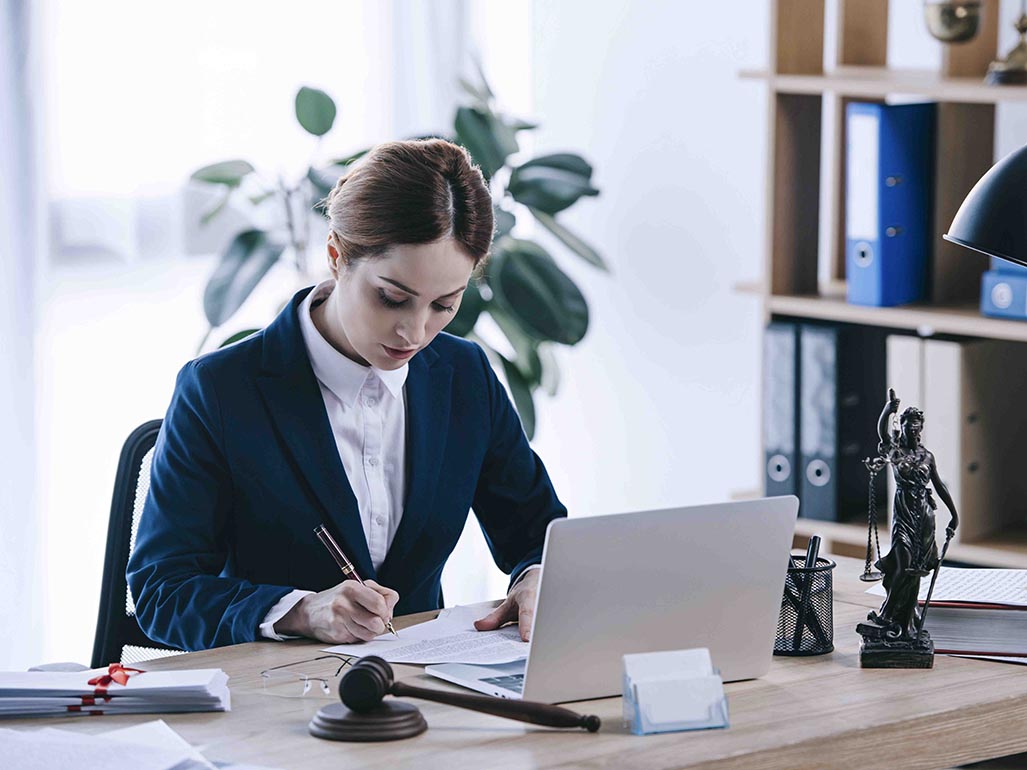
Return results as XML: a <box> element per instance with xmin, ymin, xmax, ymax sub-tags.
<box><xmin>529</xmin><ymin>207</ymin><xmax>608</xmax><ymax>271</ymax></box>
<box><xmin>458</xmin><ymin>77</ymin><xmax>491</xmax><ymax>107</ymax></box>
<box><xmin>203</xmin><ymin>230</ymin><xmax>285</xmax><ymax>327</ymax></box>
<box><xmin>199</xmin><ymin>188</ymin><xmax>232</xmax><ymax>226</ymax></box>
<box><xmin>328</xmin><ymin>148</ymin><xmax>370</xmax><ymax>167</ymax></box>
<box><xmin>219</xmin><ymin>328</ymin><xmax>261</xmax><ymax>348</ymax></box>
<box><xmin>295</xmin><ymin>86</ymin><xmax>337</xmax><ymax>137</ymax></box>
<box><xmin>489</xmin><ymin>306</ymin><xmax>542</xmax><ymax>386</ymax></box>
<box><xmin>538</xmin><ymin>343</ymin><xmax>561</xmax><ymax>397</ymax></box>
<box><xmin>499</xmin><ymin>354</ymin><xmax>536</xmax><ymax>440</ymax></box>
<box><xmin>517</xmin><ymin>152</ymin><xmax>594</xmax><ymax>179</ymax></box>
<box><xmin>489</xmin><ymin>237</ymin><xmax>589</xmax><ymax>345</ymax></box>
<box><xmin>454</xmin><ymin>106</ymin><xmax>518</xmax><ymax>179</ymax></box>
<box><xmin>508</xmin><ymin>164</ymin><xmax>599</xmax><ymax>215</ymax></box>
<box><xmin>191</xmin><ymin>159</ymin><xmax>255</xmax><ymax>187</ymax></box>
<box><xmin>509</xmin><ymin>118</ymin><xmax>539</xmax><ymax>132</ymax></box>
<box><xmin>493</xmin><ymin>205</ymin><xmax>516</xmax><ymax>239</ymax></box>
<box><xmin>445</xmin><ymin>281</ymin><xmax>484</xmax><ymax>337</ymax></box>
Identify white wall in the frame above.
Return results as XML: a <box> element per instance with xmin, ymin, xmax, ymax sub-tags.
<box><xmin>526</xmin><ymin>0</ymin><xmax>770</xmax><ymax>516</ymax></box>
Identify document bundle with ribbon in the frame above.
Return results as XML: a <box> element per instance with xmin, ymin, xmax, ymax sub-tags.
<box><xmin>0</xmin><ymin>664</ymin><xmax>230</xmax><ymax>718</ymax></box>
<box><xmin>622</xmin><ymin>648</ymin><xmax>729</xmax><ymax>735</ymax></box>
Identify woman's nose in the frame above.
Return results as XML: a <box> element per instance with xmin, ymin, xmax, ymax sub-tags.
<box><xmin>397</xmin><ymin>315</ymin><xmax>427</xmax><ymax>346</ymax></box>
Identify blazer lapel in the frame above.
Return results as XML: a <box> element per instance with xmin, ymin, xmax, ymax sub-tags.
<box><xmin>377</xmin><ymin>350</ymin><xmax>452</xmax><ymax>583</ymax></box>
<box><xmin>255</xmin><ymin>288</ymin><xmax>375</xmax><ymax>580</ymax></box>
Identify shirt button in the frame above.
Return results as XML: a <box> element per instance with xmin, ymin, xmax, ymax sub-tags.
<box><xmin>365</xmin><ymin>397</ymin><xmax>378</xmax><ymax>407</ymax></box>
<box><xmin>367</xmin><ymin>457</ymin><xmax>379</xmax><ymax>467</ymax></box>
<box><xmin>376</xmin><ymin>516</ymin><xmax>386</xmax><ymax>526</ymax></box>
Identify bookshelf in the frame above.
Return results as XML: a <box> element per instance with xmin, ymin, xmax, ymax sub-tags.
<box><xmin>748</xmin><ymin>0</ymin><xmax>1027</xmax><ymax>563</ymax></box>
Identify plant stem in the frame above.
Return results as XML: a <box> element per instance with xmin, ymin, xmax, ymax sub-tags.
<box><xmin>279</xmin><ymin>177</ymin><xmax>304</xmax><ymax>274</ymax></box>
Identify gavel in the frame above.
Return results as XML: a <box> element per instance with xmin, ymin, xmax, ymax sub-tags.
<box><xmin>309</xmin><ymin>655</ymin><xmax>600</xmax><ymax>741</ymax></box>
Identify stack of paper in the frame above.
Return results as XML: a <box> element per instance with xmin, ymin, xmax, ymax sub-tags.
<box><xmin>0</xmin><ymin>668</ymin><xmax>230</xmax><ymax>718</ymax></box>
<box><xmin>0</xmin><ymin>719</ymin><xmax>278</xmax><ymax>770</ymax></box>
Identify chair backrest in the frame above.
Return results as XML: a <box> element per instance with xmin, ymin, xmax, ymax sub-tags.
<box><xmin>91</xmin><ymin>419</ymin><xmax>185</xmax><ymax>668</ymax></box>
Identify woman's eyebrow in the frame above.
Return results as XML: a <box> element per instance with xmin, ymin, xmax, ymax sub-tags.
<box><xmin>379</xmin><ymin>276</ymin><xmax>467</xmax><ymax>299</ymax></box>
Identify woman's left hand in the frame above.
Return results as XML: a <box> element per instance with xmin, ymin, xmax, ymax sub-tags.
<box><xmin>473</xmin><ymin>568</ymin><xmax>540</xmax><ymax>641</ymax></box>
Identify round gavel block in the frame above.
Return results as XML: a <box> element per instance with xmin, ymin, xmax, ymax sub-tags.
<box><xmin>308</xmin><ymin>701</ymin><xmax>427</xmax><ymax>742</ymax></box>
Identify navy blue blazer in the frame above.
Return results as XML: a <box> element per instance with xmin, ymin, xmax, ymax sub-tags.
<box><xmin>127</xmin><ymin>286</ymin><xmax>567</xmax><ymax>651</ymax></box>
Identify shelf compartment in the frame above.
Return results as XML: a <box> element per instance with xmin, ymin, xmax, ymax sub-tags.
<box><xmin>741</xmin><ymin>66</ymin><xmax>1027</xmax><ymax>104</ymax></box>
<box><xmin>767</xmin><ymin>292</ymin><xmax>1027</xmax><ymax>343</ymax></box>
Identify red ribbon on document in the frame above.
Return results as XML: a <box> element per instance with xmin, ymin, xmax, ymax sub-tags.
<box><xmin>87</xmin><ymin>663</ymin><xmax>145</xmax><ymax>696</ymax></box>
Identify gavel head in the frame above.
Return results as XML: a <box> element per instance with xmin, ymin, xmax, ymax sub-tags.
<box><xmin>339</xmin><ymin>656</ymin><xmax>395</xmax><ymax>713</ymax></box>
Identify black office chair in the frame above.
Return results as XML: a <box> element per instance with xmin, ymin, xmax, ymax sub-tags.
<box><xmin>91</xmin><ymin>419</ymin><xmax>185</xmax><ymax>668</ymax></box>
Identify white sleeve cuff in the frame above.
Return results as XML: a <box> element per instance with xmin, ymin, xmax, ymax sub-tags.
<box><xmin>510</xmin><ymin>564</ymin><xmax>541</xmax><ymax>592</ymax></box>
<box><xmin>259</xmin><ymin>589</ymin><xmax>315</xmax><ymax>640</ymax></box>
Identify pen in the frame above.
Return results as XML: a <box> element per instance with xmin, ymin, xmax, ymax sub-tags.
<box><xmin>786</xmin><ymin>552</ymin><xmax>829</xmax><ymax>647</ymax></box>
<box><xmin>792</xmin><ymin>535</ymin><xmax>822</xmax><ymax>651</ymax></box>
<box><xmin>314</xmin><ymin>524</ymin><xmax>398</xmax><ymax>637</ymax></box>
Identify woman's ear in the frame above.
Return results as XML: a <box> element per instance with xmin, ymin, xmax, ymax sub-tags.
<box><xmin>327</xmin><ymin>234</ymin><xmax>343</xmax><ymax>279</ymax></box>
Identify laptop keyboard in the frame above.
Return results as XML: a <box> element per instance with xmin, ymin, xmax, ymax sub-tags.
<box><xmin>480</xmin><ymin>673</ymin><xmax>525</xmax><ymax>693</ymax></box>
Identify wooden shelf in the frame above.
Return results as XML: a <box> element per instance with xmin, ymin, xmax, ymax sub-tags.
<box><xmin>794</xmin><ymin>517</ymin><xmax>1027</xmax><ymax>569</ymax></box>
<box><xmin>740</xmin><ymin>66</ymin><xmax>1027</xmax><ymax>103</ymax></box>
<box><xmin>767</xmin><ymin>292</ymin><xmax>1027</xmax><ymax>342</ymax></box>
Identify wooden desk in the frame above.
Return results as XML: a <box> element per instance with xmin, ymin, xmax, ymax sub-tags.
<box><xmin>8</xmin><ymin>555</ymin><xmax>1027</xmax><ymax>769</ymax></box>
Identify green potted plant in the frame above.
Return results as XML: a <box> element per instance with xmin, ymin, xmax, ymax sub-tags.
<box><xmin>190</xmin><ymin>70</ymin><xmax>606</xmax><ymax>438</ymax></box>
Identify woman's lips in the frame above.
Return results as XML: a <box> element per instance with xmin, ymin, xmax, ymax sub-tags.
<box><xmin>382</xmin><ymin>344</ymin><xmax>417</xmax><ymax>360</ymax></box>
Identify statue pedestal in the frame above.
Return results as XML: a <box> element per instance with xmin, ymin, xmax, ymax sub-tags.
<box><xmin>857</xmin><ymin>623</ymin><xmax>935</xmax><ymax>669</ymax></box>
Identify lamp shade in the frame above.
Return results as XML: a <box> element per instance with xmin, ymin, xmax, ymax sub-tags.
<box><xmin>944</xmin><ymin>142</ymin><xmax>1027</xmax><ymax>268</ymax></box>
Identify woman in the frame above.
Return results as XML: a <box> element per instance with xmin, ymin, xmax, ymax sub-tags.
<box><xmin>127</xmin><ymin>139</ymin><xmax>566</xmax><ymax>651</ymax></box>
<box><xmin>868</xmin><ymin>388</ymin><xmax>958</xmax><ymax>639</ymax></box>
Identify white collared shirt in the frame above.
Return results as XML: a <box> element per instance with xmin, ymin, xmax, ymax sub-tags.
<box><xmin>260</xmin><ymin>280</ymin><xmax>409</xmax><ymax>638</ymax></box>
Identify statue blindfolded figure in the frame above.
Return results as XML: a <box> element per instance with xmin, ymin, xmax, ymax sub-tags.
<box><xmin>863</xmin><ymin>388</ymin><xmax>959</xmax><ymax>647</ymax></box>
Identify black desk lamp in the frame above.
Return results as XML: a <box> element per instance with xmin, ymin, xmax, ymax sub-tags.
<box><xmin>944</xmin><ymin>143</ymin><xmax>1027</xmax><ymax>267</ymax></box>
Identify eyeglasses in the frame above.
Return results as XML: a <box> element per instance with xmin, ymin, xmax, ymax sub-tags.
<box><xmin>259</xmin><ymin>654</ymin><xmax>356</xmax><ymax>698</ymax></box>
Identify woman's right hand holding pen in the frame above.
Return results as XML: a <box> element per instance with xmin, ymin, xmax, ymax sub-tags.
<box><xmin>274</xmin><ymin>580</ymin><xmax>399</xmax><ymax>643</ymax></box>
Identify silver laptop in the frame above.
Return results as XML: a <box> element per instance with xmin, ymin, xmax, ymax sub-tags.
<box><xmin>426</xmin><ymin>496</ymin><xmax>800</xmax><ymax>703</ymax></box>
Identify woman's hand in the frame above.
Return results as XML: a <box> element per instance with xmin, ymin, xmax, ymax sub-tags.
<box><xmin>473</xmin><ymin>568</ymin><xmax>540</xmax><ymax>641</ymax></box>
<box><xmin>275</xmin><ymin>580</ymin><xmax>399</xmax><ymax>643</ymax></box>
<box><xmin>947</xmin><ymin>514</ymin><xmax>959</xmax><ymax>539</ymax></box>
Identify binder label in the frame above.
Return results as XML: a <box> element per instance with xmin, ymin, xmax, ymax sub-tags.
<box><xmin>846</xmin><ymin>112</ymin><xmax>879</xmax><ymax>241</ymax></box>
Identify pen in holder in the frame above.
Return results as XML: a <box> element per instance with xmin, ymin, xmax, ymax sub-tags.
<box><xmin>774</xmin><ymin>553</ymin><xmax>836</xmax><ymax>656</ymax></box>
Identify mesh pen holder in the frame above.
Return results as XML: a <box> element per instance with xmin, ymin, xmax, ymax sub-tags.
<box><xmin>774</xmin><ymin>555</ymin><xmax>835</xmax><ymax>656</ymax></box>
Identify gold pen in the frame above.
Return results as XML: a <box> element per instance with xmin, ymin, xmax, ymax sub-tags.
<box><xmin>314</xmin><ymin>524</ymin><xmax>398</xmax><ymax>637</ymax></box>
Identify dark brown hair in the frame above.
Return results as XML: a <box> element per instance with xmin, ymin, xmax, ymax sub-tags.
<box><xmin>324</xmin><ymin>138</ymin><xmax>493</xmax><ymax>267</ymax></box>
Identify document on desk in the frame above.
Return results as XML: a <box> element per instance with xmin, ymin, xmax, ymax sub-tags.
<box><xmin>864</xmin><ymin>567</ymin><xmax>1027</xmax><ymax>606</ymax></box>
<box><xmin>322</xmin><ymin>603</ymin><xmax>530</xmax><ymax>664</ymax></box>
<box><xmin>0</xmin><ymin>719</ymin><xmax>283</xmax><ymax>770</ymax></box>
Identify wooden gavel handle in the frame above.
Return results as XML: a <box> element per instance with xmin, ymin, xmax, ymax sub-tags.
<box><xmin>389</xmin><ymin>681</ymin><xmax>601</xmax><ymax>731</ymax></box>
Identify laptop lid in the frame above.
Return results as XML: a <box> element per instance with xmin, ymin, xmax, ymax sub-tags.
<box><xmin>522</xmin><ymin>496</ymin><xmax>799</xmax><ymax>703</ymax></box>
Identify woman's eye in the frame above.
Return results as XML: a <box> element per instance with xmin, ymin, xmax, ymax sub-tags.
<box><xmin>377</xmin><ymin>289</ymin><xmax>407</xmax><ymax>308</ymax></box>
<box><xmin>432</xmin><ymin>302</ymin><xmax>456</xmax><ymax>314</ymax></box>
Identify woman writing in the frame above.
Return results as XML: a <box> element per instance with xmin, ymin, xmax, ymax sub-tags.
<box><xmin>127</xmin><ymin>139</ymin><xmax>566</xmax><ymax>650</ymax></box>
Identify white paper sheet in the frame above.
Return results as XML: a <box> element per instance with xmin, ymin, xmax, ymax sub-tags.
<box><xmin>953</xmin><ymin>654</ymin><xmax>1027</xmax><ymax>665</ymax></box>
<box><xmin>0</xmin><ymin>724</ymin><xmax>197</xmax><ymax>770</ymax></box>
<box><xmin>103</xmin><ymin>719</ymin><xmax>216</xmax><ymax>769</ymax></box>
<box><xmin>322</xmin><ymin>603</ymin><xmax>529</xmax><ymax>664</ymax></box>
<box><xmin>865</xmin><ymin>567</ymin><xmax>1027</xmax><ymax>606</ymax></box>
<box><xmin>0</xmin><ymin>720</ymin><xmax>281</xmax><ymax>770</ymax></box>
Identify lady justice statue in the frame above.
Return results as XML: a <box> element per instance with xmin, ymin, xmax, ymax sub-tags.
<box><xmin>856</xmin><ymin>388</ymin><xmax>959</xmax><ymax>668</ymax></box>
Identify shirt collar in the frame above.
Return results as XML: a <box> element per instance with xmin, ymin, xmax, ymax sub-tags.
<box><xmin>298</xmin><ymin>280</ymin><xmax>408</xmax><ymax>405</ymax></box>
